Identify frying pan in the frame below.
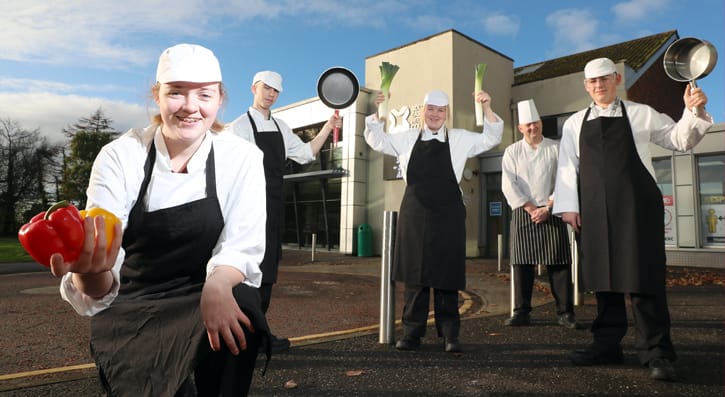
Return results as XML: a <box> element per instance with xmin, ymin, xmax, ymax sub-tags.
<box><xmin>317</xmin><ymin>67</ymin><xmax>359</xmax><ymax>146</ymax></box>
<box><xmin>663</xmin><ymin>37</ymin><xmax>718</xmax><ymax>116</ymax></box>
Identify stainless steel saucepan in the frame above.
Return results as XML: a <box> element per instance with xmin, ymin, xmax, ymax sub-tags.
<box><xmin>663</xmin><ymin>37</ymin><xmax>718</xmax><ymax>116</ymax></box>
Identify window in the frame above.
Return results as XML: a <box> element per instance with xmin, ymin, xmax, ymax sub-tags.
<box><xmin>697</xmin><ymin>154</ymin><xmax>725</xmax><ymax>247</ymax></box>
<box><xmin>653</xmin><ymin>158</ymin><xmax>676</xmax><ymax>246</ymax></box>
<box><xmin>541</xmin><ymin>112</ymin><xmax>574</xmax><ymax>139</ymax></box>
<box><xmin>282</xmin><ymin>122</ymin><xmax>343</xmax><ymax>249</ymax></box>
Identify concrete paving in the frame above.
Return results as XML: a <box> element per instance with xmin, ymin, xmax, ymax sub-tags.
<box><xmin>0</xmin><ymin>250</ymin><xmax>723</xmax><ymax>396</ymax></box>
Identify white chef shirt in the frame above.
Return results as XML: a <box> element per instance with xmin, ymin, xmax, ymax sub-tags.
<box><xmin>60</xmin><ymin>125</ymin><xmax>267</xmax><ymax>316</ymax></box>
<box><xmin>225</xmin><ymin>107</ymin><xmax>315</xmax><ymax>164</ymax></box>
<box><xmin>501</xmin><ymin>137</ymin><xmax>559</xmax><ymax>209</ymax></box>
<box><xmin>363</xmin><ymin>114</ymin><xmax>504</xmax><ymax>184</ymax></box>
<box><xmin>553</xmin><ymin>99</ymin><xmax>713</xmax><ymax>215</ymax></box>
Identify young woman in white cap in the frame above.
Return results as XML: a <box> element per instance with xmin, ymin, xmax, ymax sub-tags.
<box><xmin>364</xmin><ymin>89</ymin><xmax>503</xmax><ymax>352</ymax></box>
<box><xmin>51</xmin><ymin>43</ymin><xmax>269</xmax><ymax>396</ymax></box>
<box><xmin>226</xmin><ymin>70</ymin><xmax>341</xmax><ymax>354</ymax></box>
<box><xmin>554</xmin><ymin>57</ymin><xmax>713</xmax><ymax>381</ymax></box>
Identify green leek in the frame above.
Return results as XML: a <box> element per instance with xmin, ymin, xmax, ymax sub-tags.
<box><xmin>474</xmin><ymin>63</ymin><xmax>487</xmax><ymax>126</ymax></box>
<box><xmin>379</xmin><ymin>61</ymin><xmax>400</xmax><ymax>120</ymax></box>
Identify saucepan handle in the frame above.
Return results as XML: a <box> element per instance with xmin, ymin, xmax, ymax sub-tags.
<box><xmin>690</xmin><ymin>79</ymin><xmax>699</xmax><ymax>117</ymax></box>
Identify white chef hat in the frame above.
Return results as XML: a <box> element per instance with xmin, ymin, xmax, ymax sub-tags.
<box><xmin>517</xmin><ymin>99</ymin><xmax>540</xmax><ymax>124</ymax></box>
<box><xmin>584</xmin><ymin>57</ymin><xmax>616</xmax><ymax>79</ymax></box>
<box><xmin>156</xmin><ymin>44</ymin><xmax>221</xmax><ymax>84</ymax></box>
<box><xmin>423</xmin><ymin>90</ymin><xmax>449</xmax><ymax>106</ymax></box>
<box><xmin>253</xmin><ymin>71</ymin><xmax>283</xmax><ymax>92</ymax></box>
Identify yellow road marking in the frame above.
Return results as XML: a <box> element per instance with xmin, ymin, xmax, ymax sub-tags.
<box><xmin>1</xmin><ymin>292</ymin><xmax>474</xmax><ymax>381</ymax></box>
<box><xmin>0</xmin><ymin>363</ymin><xmax>95</xmax><ymax>381</ymax></box>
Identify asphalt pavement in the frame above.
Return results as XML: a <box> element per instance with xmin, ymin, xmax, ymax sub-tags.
<box><xmin>0</xmin><ymin>250</ymin><xmax>723</xmax><ymax>397</ymax></box>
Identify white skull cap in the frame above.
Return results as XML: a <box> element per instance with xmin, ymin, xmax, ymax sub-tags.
<box><xmin>584</xmin><ymin>57</ymin><xmax>616</xmax><ymax>79</ymax></box>
<box><xmin>156</xmin><ymin>44</ymin><xmax>221</xmax><ymax>83</ymax></box>
<box><xmin>253</xmin><ymin>71</ymin><xmax>283</xmax><ymax>92</ymax></box>
<box><xmin>424</xmin><ymin>90</ymin><xmax>449</xmax><ymax>106</ymax></box>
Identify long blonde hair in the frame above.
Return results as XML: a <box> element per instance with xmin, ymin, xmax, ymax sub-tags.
<box><xmin>150</xmin><ymin>82</ymin><xmax>227</xmax><ymax>133</ymax></box>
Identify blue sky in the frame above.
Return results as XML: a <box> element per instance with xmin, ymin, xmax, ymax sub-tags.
<box><xmin>1</xmin><ymin>0</ymin><xmax>722</xmax><ymax>143</ymax></box>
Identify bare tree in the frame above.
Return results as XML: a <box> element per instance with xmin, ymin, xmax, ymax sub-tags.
<box><xmin>0</xmin><ymin>118</ymin><xmax>62</xmax><ymax>235</ymax></box>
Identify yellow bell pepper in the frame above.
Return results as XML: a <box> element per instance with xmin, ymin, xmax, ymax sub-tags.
<box><xmin>80</xmin><ymin>207</ymin><xmax>120</xmax><ymax>250</ymax></box>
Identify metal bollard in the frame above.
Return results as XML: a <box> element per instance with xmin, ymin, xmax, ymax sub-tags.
<box><xmin>311</xmin><ymin>233</ymin><xmax>316</xmax><ymax>262</ymax></box>
<box><xmin>497</xmin><ymin>233</ymin><xmax>503</xmax><ymax>272</ymax></box>
<box><xmin>379</xmin><ymin>211</ymin><xmax>397</xmax><ymax>344</ymax></box>
<box><xmin>510</xmin><ymin>263</ymin><xmax>516</xmax><ymax>317</ymax></box>
<box><xmin>571</xmin><ymin>231</ymin><xmax>581</xmax><ymax>306</ymax></box>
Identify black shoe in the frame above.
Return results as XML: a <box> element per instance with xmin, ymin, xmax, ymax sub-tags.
<box><xmin>557</xmin><ymin>313</ymin><xmax>579</xmax><ymax>329</ymax></box>
<box><xmin>444</xmin><ymin>338</ymin><xmax>462</xmax><ymax>353</ymax></box>
<box><xmin>649</xmin><ymin>358</ymin><xmax>677</xmax><ymax>381</ymax></box>
<box><xmin>395</xmin><ymin>336</ymin><xmax>421</xmax><ymax>351</ymax></box>
<box><xmin>504</xmin><ymin>312</ymin><xmax>531</xmax><ymax>326</ymax></box>
<box><xmin>270</xmin><ymin>336</ymin><xmax>290</xmax><ymax>354</ymax></box>
<box><xmin>570</xmin><ymin>346</ymin><xmax>624</xmax><ymax>366</ymax></box>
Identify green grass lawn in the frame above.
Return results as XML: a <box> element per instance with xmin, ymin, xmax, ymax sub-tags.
<box><xmin>0</xmin><ymin>236</ymin><xmax>33</xmax><ymax>263</ymax></box>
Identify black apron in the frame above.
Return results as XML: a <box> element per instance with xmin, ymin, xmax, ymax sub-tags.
<box><xmin>89</xmin><ymin>140</ymin><xmax>268</xmax><ymax>396</ymax></box>
<box><xmin>578</xmin><ymin>104</ymin><xmax>666</xmax><ymax>294</ymax></box>
<box><xmin>393</xmin><ymin>130</ymin><xmax>466</xmax><ymax>290</ymax></box>
<box><xmin>248</xmin><ymin>111</ymin><xmax>285</xmax><ymax>284</ymax></box>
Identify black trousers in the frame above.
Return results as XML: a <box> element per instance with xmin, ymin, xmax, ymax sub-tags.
<box><xmin>512</xmin><ymin>264</ymin><xmax>574</xmax><ymax>316</ymax></box>
<box><xmin>179</xmin><ymin>327</ymin><xmax>261</xmax><ymax>397</ymax></box>
<box><xmin>259</xmin><ymin>282</ymin><xmax>273</xmax><ymax>314</ymax></box>
<box><xmin>591</xmin><ymin>291</ymin><xmax>676</xmax><ymax>365</ymax></box>
<box><xmin>401</xmin><ymin>284</ymin><xmax>460</xmax><ymax>339</ymax></box>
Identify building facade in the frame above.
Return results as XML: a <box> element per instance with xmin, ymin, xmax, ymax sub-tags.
<box><xmin>273</xmin><ymin>29</ymin><xmax>724</xmax><ymax>268</ymax></box>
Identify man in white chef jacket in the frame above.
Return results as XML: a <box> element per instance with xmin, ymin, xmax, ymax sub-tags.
<box><xmin>501</xmin><ymin>99</ymin><xmax>576</xmax><ymax>329</ymax></box>
<box><xmin>553</xmin><ymin>57</ymin><xmax>712</xmax><ymax>382</ymax></box>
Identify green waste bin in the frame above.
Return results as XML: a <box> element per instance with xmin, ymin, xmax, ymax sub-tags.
<box><xmin>357</xmin><ymin>223</ymin><xmax>373</xmax><ymax>257</ymax></box>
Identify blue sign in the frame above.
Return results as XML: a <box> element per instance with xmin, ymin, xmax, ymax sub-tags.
<box><xmin>489</xmin><ymin>201</ymin><xmax>502</xmax><ymax>216</ymax></box>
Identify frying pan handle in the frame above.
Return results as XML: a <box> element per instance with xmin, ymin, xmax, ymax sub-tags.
<box><xmin>333</xmin><ymin>109</ymin><xmax>339</xmax><ymax>146</ymax></box>
<box><xmin>689</xmin><ymin>80</ymin><xmax>699</xmax><ymax>117</ymax></box>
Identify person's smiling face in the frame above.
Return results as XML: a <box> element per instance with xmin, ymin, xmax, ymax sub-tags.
<box><xmin>518</xmin><ymin>120</ymin><xmax>543</xmax><ymax>145</ymax></box>
<box><xmin>155</xmin><ymin>81</ymin><xmax>222</xmax><ymax>144</ymax></box>
<box><xmin>424</xmin><ymin>104</ymin><xmax>447</xmax><ymax>131</ymax></box>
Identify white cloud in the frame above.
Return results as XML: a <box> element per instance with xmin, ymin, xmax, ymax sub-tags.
<box><xmin>0</xmin><ymin>0</ymin><xmax>278</xmax><ymax>68</ymax></box>
<box><xmin>0</xmin><ymin>92</ymin><xmax>149</xmax><ymax>143</ymax></box>
<box><xmin>0</xmin><ymin>0</ymin><xmax>409</xmax><ymax>144</ymax></box>
<box><xmin>545</xmin><ymin>9</ymin><xmax>598</xmax><ymax>55</ymax></box>
<box><xmin>612</xmin><ymin>0</ymin><xmax>669</xmax><ymax>23</ymax></box>
<box><xmin>0</xmin><ymin>0</ymin><xmax>398</xmax><ymax>68</ymax></box>
<box><xmin>0</xmin><ymin>77</ymin><xmax>133</xmax><ymax>95</ymax></box>
<box><xmin>482</xmin><ymin>12</ymin><xmax>520</xmax><ymax>37</ymax></box>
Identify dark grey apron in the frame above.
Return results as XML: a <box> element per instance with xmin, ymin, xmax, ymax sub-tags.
<box><xmin>248</xmin><ymin>111</ymin><xmax>285</xmax><ymax>284</ymax></box>
<box><xmin>578</xmin><ymin>104</ymin><xmax>666</xmax><ymax>294</ymax></box>
<box><xmin>393</xmin><ymin>130</ymin><xmax>466</xmax><ymax>290</ymax></box>
<box><xmin>89</xmin><ymin>139</ymin><xmax>269</xmax><ymax>396</ymax></box>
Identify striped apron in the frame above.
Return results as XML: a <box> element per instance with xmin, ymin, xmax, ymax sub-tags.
<box><xmin>509</xmin><ymin>207</ymin><xmax>570</xmax><ymax>265</ymax></box>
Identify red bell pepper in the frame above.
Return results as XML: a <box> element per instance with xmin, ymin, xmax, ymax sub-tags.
<box><xmin>18</xmin><ymin>201</ymin><xmax>85</xmax><ymax>267</ymax></box>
